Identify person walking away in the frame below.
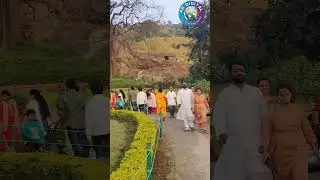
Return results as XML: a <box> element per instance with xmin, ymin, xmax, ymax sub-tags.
<box><xmin>213</xmin><ymin>62</ymin><xmax>271</xmax><ymax>180</ymax></box>
<box><xmin>155</xmin><ymin>88</ymin><xmax>167</xmax><ymax>121</ymax></box>
<box><xmin>110</xmin><ymin>90</ymin><xmax>117</xmax><ymax>110</ymax></box>
<box><xmin>128</xmin><ymin>87</ymin><xmax>138</xmax><ymax>111</ymax></box>
<box><xmin>192</xmin><ymin>88</ymin><xmax>209</xmax><ymax>132</ymax></box>
<box><xmin>137</xmin><ymin>87</ymin><xmax>148</xmax><ymax>114</ymax></box>
<box><xmin>22</xmin><ymin>109</ymin><xmax>45</xmax><ymax>152</ymax></box>
<box><xmin>261</xmin><ymin>84</ymin><xmax>320</xmax><ymax>180</ymax></box>
<box><xmin>258</xmin><ymin>78</ymin><xmax>274</xmax><ymax>109</ymax></box>
<box><xmin>147</xmin><ymin>90</ymin><xmax>157</xmax><ymax>114</ymax></box>
<box><xmin>85</xmin><ymin>79</ymin><xmax>109</xmax><ymax>160</ymax></box>
<box><xmin>150</xmin><ymin>89</ymin><xmax>158</xmax><ymax>113</ymax></box>
<box><xmin>56</xmin><ymin>78</ymin><xmax>89</xmax><ymax>157</ymax></box>
<box><xmin>116</xmin><ymin>95</ymin><xmax>125</xmax><ymax>109</ymax></box>
<box><xmin>166</xmin><ymin>87</ymin><xmax>177</xmax><ymax>118</ymax></box>
<box><xmin>27</xmin><ymin>90</ymin><xmax>51</xmax><ymax>143</ymax></box>
<box><xmin>177</xmin><ymin>82</ymin><xmax>194</xmax><ymax>132</ymax></box>
<box><xmin>0</xmin><ymin>90</ymin><xmax>20</xmax><ymax>152</ymax></box>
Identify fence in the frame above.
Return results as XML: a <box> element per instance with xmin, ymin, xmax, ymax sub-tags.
<box><xmin>0</xmin><ymin>124</ymin><xmax>109</xmax><ymax>162</ymax></box>
<box><xmin>130</xmin><ymin>112</ymin><xmax>163</xmax><ymax>180</ymax></box>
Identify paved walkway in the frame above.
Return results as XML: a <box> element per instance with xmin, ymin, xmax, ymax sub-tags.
<box><xmin>150</xmin><ymin>114</ymin><xmax>210</xmax><ymax>180</ymax></box>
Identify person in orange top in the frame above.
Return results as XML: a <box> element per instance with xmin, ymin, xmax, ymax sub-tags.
<box><xmin>261</xmin><ymin>84</ymin><xmax>319</xmax><ymax>180</ymax></box>
<box><xmin>0</xmin><ymin>90</ymin><xmax>20</xmax><ymax>151</ymax></box>
<box><xmin>192</xmin><ymin>88</ymin><xmax>209</xmax><ymax>132</ymax></box>
<box><xmin>110</xmin><ymin>90</ymin><xmax>117</xmax><ymax>110</ymax></box>
<box><xmin>257</xmin><ymin>78</ymin><xmax>274</xmax><ymax>109</ymax></box>
<box><xmin>155</xmin><ymin>88</ymin><xmax>167</xmax><ymax>121</ymax></box>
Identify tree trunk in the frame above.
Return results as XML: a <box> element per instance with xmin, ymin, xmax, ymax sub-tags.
<box><xmin>0</xmin><ymin>0</ymin><xmax>10</xmax><ymax>51</ymax></box>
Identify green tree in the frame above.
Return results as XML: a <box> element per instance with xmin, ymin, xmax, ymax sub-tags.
<box><xmin>185</xmin><ymin>1</ymin><xmax>210</xmax><ymax>80</ymax></box>
<box><xmin>254</xmin><ymin>0</ymin><xmax>320</xmax><ymax>63</ymax></box>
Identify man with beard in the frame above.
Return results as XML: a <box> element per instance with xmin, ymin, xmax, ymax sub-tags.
<box><xmin>213</xmin><ymin>62</ymin><xmax>271</xmax><ymax>180</ymax></box>
<box><xmin>177</xmin><ymin>81</ymin><xmax>194</xmax><ymax>132</ymax></box>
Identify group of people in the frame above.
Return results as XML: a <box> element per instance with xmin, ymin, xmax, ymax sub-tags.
<box><xmin>110</xmin><ymin>82</ymin><xmax>210</xmax><ymax>132</ymax></box>
<box><xmin>0</xmin><ymin>78</ymin><xmax>109</xmax><ymax>160</ymax></box>
<box><xmin>213</xmin><ymin>62</ymin><xmax>320</xmax><ymax>180</ymax></box>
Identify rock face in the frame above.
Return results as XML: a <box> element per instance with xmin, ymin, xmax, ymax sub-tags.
<box><xmin>2</xmin><ymin>0</ymin><xmax>106</xmax><ymax>55</ymax></box>
<box><xmin>111</xmin><ymin>52</ymin><xmax>190</xmax><ymax>81</ymax></box>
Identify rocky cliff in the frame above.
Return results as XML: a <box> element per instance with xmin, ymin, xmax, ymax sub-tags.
<box><xmin>111</xmin><ymin>52</ymin><xmax>190</xmax><ymax>81</ymax></box>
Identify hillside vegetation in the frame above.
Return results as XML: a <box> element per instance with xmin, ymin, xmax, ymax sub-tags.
<box><xmin>0</xmin><ymin>45</ymin><xmax>104</xmax><ymax>85</ymax></box>
<box><xmin>133</xmin><ymin>37</ymin><xmax>193</xmax><ymax>63</ymax></box>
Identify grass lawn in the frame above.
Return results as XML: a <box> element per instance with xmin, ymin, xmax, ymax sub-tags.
<box><xmin>110</xmin><ymin>120</ymin><xmax>133</xmax><ymax>172</ymax></box>
<box><xmin>111</xmin><ymin>78</ymin><xmax>144</xmax><ymax>89</ymax></box>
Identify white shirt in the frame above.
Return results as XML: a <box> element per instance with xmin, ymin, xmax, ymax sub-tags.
<box><xmin>166</xmin><ymin>91</ymin><xmax>177</xmax><ymax>106</ymax></box>
<box><xmin>26</xmin><ymin>100</ymin><xmax>42</xmax><ymax>121</ymax></box>
<box><xmin>177</xmin><ymin>88</ymin><xmax>193</xmax><ymax>108</ymax></box>
<box><xmin>137</xmin><ymin>91</ymin><xmax>147</xmax><ymax>105</ymax></box>
<box><xmin>85</xmin><ymin>94</ymin><xmax>110</xmax><ymax>137</ymax></box>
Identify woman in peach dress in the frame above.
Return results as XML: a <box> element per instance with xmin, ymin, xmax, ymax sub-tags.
<box><xmin>261</xmin><ymin>84</ymin><xmax>319</xmax><ymax>180</ymax></box>
<box><xmin>192</xmin><ymin>88</ymin><xmax>209</xmax><ymax>132</ymax></box>
<box><xmin>0</xmin><ymin>90</ymin><xmax>20</xmax><ymax>151</ymax></box>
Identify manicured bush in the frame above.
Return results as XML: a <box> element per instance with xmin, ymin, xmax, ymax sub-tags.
<box><xmin>0</xmin><ymin>152</ymin><xmax>108</xmax><ymax>180</ymax></box>
<box><xmin>110</xmin><ymin>110</ymin><xmax>157</xmax><ymax>180</ymax></box>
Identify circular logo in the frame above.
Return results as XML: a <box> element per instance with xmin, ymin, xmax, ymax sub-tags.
<box><xmin>179</xmin><ymin>1</ymin><xmax>205</xmax><ymax>28</ymax></box>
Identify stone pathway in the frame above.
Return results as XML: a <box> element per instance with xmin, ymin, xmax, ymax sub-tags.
<box><xmin>150</xmin><ymin>114</ymin><xmax>210</xmax><ymax>180</ymax></box>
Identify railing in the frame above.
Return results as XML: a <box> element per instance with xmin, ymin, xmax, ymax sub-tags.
<box><xmin>0</xmin><ymin>124</ymin><xmax>109</xmax><ymax>162</ymax></box>
<box><xmin>130</xmin><ymin>112</ymin><xmax>163</xmax><ymax>180</ymax></box>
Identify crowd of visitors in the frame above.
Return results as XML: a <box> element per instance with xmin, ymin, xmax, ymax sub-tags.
<box><xmin>213</xmin><ymin>62</ymin><xmax>320</xmax><ymax>180</ymax></box>
<box><xmin>110</xmin><ymin>82</ymin><xmax>210</xmax><ymax>132</ymax></box>
<box><xmin>0</xmin><ymin>78</ymin><xmax>109</xmax><ymax>161</ymax></box>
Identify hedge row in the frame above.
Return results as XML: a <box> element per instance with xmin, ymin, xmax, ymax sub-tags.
<box><xmin>0</xmin><ymin>152</ymin><xmax>108</xmax><ymax>180</ymax></box>
<box><xmin>110</xmin><ymin>110</ymin><xmax>157</xmax><ymax>180</ymax></box>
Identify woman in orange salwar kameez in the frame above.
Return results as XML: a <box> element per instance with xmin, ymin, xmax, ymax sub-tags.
<box><xmin>192</xmin><ymin>88</ymin><xmax>209</xmax><ymax>132</ymax></box>
<box><xmin>110</xmin><ymin>90</ymin><xmax>117</xmax><ymax>110</ymax></box>
<box><xmin>261</xmin><ymin>85</ymin><xmax>319</xmax><ymax>180</ymax></box>
<box><xmin>0</xmin><ymin>90</ymin><xmax>20</xmax><ymax>151</ymax></box>
<box><xmin>155</xmin><ymin>88</ymin><xmax>167</xmax><ymax>121</ymax></box>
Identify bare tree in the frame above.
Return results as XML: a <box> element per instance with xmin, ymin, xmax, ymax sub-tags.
<box><xmin>110</xmin><ymin>0</ymin><xmax>163</xmax><ymax>64</ymax></box>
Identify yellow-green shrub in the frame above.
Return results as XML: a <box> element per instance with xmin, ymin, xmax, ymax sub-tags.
<box><xmin>110</xmin><ymin>110</ymin><xmax>157</xmax><ymax>180</ymax></box>
<box><xmin>0</xmin><ymin>152</ymin><xmax>108</xmax><ymax>180</ymax></box>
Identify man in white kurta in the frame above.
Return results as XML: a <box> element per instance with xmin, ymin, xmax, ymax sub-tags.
<box><xmin>177</xmin><ymin>82</ymin><xmax>194</xmax><ymax>131</ymax></box>
<box><xmin>213</xmin><ymin>63</ymin><xmax>271</xmax><ymax>180</ymax></box>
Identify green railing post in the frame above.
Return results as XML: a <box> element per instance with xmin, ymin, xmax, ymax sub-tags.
<box><xmin>159</xmin><ymin>112</ymin><xmax>163</xmax><ymax>138</ymax></box>
<box><xmin>146</xmin><ymin>142</ymin><xmax>152</xmax><ymax>180</ymax></box>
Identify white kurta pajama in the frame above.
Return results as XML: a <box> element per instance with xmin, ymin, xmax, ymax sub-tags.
<box><xmin>213</xmin><ymin>84</ymin><xmax>272</xmax><ymax>180</ymax></box>
<box><xmin>176</xmin><ymin>88</ymin><xmax>194</xmax><ymax>130</ymax></box>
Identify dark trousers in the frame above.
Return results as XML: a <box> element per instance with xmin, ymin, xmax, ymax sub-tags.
<box><xmin>66</xmin><ymin>127</ymin><xmax>90</xmax><ymax>157</ymax></box>
<box><xmin>138</xmin><ymin>104</ymin><xmax>147</xmax><ymax>114</ymax></box>
<box><xmin>92</xmin><ymin>134</ymin><xmax>109</xmax><ymax>160</ymax></box>
<box><xmin>313</xmin><ymin>124</ymin><xmax>320</xmax><ymax>145</ymax></box>
<box><xmin>26</xmin><ymin>142</ymin><xmax>43</xmax><ymax>152</ymax></box>
<box><xmin>131</xmin><ymin>102</ymin><xmax>138</xmax><ymax>111</ymax></box>
<box><xmin>168</xmin><ymin>105</ymin><xmax>176</xmax><ymax>117</ymax></box>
